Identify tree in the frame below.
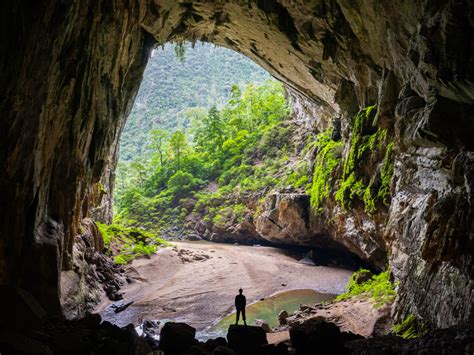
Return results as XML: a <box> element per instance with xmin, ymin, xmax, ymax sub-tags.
<box><xmin>194</xmin><ymin>106</ymin><xmax>225</xmax><ymax>153</ymax></box>
<box><xmin>169</xmin><ymin>130</ymin><xmax>188</xmax><ymax>170</ymax></box>
<box><xmin>148</xmin><ymin>129</ymin><xmax>169</xmax><ymax>166</ymax></box>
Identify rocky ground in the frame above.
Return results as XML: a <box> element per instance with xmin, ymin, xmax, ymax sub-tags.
<box><xmin>1</xmin><ymin>285</ymin><xmax>472</xmax><ymax>354</ymax></box>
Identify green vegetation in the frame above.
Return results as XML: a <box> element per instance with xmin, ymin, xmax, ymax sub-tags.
<box><xmin>309</xmin><ymin>129</ymin><xmax>343</xmax><ymax>212</ymax></box>
<box><xmin>336</xmin><ymin>269</ymin><xmax>396</xmax><ymax>307</ymax></box>
<box><xmin>392</xmin><ymin>314</ymin><xmax>427</xmax><ymax>339</ymax></box>
<box><xmin>120</xmin><ymin>42</ymin><xmax>269</xmax><ymax>161</ymax></box>
<box><xmin>96</xmin><ymin>222</ymin><xmax>170</xmax><ymax>264</ymax></box>
<box><xmin>335</xmin><ymin>106</ymin><xmax>394</xmax><ymax>213</ymax></box>
<box><xmin>110</xmin><ymin>43</ymin><xmax>396</xmax><ymax>264</ymax></box>
<box><xmin>115</xmin><ymin>79</ymin><xmax>291</xmax><ymax>232</ymax></box>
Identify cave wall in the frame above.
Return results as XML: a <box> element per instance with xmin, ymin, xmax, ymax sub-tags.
<box><xmin>0</xmin><ymin>0</ymin><xmax>153</xmax><ymax>312</ymax></box>
<box><xmin>0</xmin><ymin>0</ymin><xmax>472</xmax><ymax>327</ymax></box>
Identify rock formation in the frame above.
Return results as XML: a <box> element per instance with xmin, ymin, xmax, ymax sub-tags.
<box><xmin>0</xmin><ymin>0</ymin><xmax>472</xmax><ymax>330</ymax></box>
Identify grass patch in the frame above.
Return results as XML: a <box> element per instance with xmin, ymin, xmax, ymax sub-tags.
<box><xmin>96</xmin><ymin>222</ymin><xmax>170</xmax><ymax>265</ymax></box>
<box><xmin>336</xmin><ymin>269</ymin><xmax>396</xmax><ymax>307</ymax></box>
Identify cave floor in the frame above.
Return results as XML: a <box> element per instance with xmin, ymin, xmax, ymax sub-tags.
<box><xmin>96</xmin><ymin>241</ymin><xmax>352</xmax><ymax>330</ymax></box>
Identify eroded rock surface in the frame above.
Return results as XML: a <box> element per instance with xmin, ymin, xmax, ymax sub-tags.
<box><xmin>60</xmin><ymin>219</ymin><xmax>125</xmax><ymax>319</ymax></box>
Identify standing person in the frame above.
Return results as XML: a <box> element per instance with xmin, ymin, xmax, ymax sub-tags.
<box><xmin>235</xmin><ymin>288</ymin><xmax>247</xmax><ymax>326</ymax></box>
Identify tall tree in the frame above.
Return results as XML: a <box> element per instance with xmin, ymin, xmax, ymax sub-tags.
<box><xmin>169</xmin><ymin>130</ymin><xmax>188</xmax><ymax>170</ymax></box>
<box><xmin>148</xmin><ymin>129</ymin><xmax>169</xmax><ymax>166</ymax></box>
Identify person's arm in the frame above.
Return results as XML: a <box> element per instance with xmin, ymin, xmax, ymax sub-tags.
<box><xmin>243</xmin><ymin>296</ymin><xmax>246</xmax><ymax>306</ymax></box>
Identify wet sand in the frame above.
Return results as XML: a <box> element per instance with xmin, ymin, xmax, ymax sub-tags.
<box><xmin>96</xmin><ymin>241</ymin><xmax>352</xmax><ymax>330</ymax></box>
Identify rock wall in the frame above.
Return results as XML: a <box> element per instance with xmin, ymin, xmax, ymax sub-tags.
<box><xmin>0</xmin><ymin>0</ymin><xmax>472</xmax><ymax>328</ymax></box>
<box><xmin>0</xmin><ymin>0</ymin><xmax>153</xmax><ymax>313</ymax></box>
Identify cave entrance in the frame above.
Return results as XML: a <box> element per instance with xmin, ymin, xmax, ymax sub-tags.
<box><xmin>91</xmin><ymin>42</ymin><xmax>363</xmax><ymax>335</ymax></box>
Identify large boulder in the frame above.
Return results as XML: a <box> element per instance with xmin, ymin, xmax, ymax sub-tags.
<box><xmin>227</xmin><ymin>324</ymin><xmax>268</xmax><ymax>354</ymax></box>
<box><xmin>160</xmin><ymin>322</ymin><xmax>196</xmax><ymax>354</ymax></box>
<box><xmin>289</xmin><ymin>318</ymin><xmax>362</xmax><ymax>355</ymax></box>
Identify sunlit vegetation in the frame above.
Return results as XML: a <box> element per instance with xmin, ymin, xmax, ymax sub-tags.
<box><xmin>335</xmin><ymin>269</ymin><xmax>396</xmax><ymax>307</ymax></box>
<box><xmin>309</xmin><ymin>129</ymin><xmax>343</xmax><ymax>212</ymax></box>
<box><xmin>96</xmin><ymin>222</ymin><xmax>170</xmax><ymax>264</ymax></box>
<box><xmin>115</xmin><ymin>80</ymin><xmax>291</xmax><ymax>232</ymax></box>
<box><xmin>334</xmin><ymin>105</ymin><xmax>394</xmax><ymax>213</ymax></box>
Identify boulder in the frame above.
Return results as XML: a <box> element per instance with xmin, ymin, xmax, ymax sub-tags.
<box><xmin>260</xmin><ymin>343</ymin><xmax>288</xmax><ymax>355</ymax></box>
<box><xmin>353</xmin><ymin>270</ymin><xmax>372</xmax><ymax>285</ymax></box>
<box><xmin>142</xmin><ymin>319</ymin><xmax>160</xmax><ymax>337</ymax></box>
<box><xmin>213</xmin><ymin>345</ymin><xmax>236</xmax><ymax>355</ymax></box>
<box><xmin>205</xmin><ymin>337</ymin><xmax>227</xmax><ymax>351</ymax></box>
<box><xmin>160</xmin><ymin>322</ymin><xmax>196</xmax><ymax>354</ymax></box>
<box><xmin>278</xmin><ymin>310</ymin><xmax>289</xmax><ymax>326</ymax></box>
<box><xmin>227</xmin><ymin>324</ymin><xmax>268</xmax><ymax>354</ymax></box>
<box><xmin>289</xmin><ymin>318</ymin><xmax>362</xmax><ymax>355</ymax></box>
<box><xmin>252</xmin><ymin>319</ymin><xmax>271</xmax><ymax>333</ymax></box>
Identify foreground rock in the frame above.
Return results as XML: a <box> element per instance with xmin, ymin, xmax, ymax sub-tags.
<box><xmin>287</xmin><ymin>296</ymin><xmax>393</xmax><ymax>338</ymax></box>
<box><xmin>1</xmin><ymin>289</ymin><xmax>472</xmax><ymax>355</ymax></box>
<box><xmin>0</xmin><ymin>288</ymin><xmax>151</xmax><ymax>355</ymax></box>
<box><xmin>290</xmin><ymin>318</ymin><xmax>363</xmax><ymax>354</ymax></box>
<box><xmin>227</xmin><ymin>325</ymin><xmax>268</xmax><ymax>354</ymax></box>
<box><xmin>346</xmin><ymin>326</ymin><xmax>474</xmax><ymax>355</ymax></box>
<box><xmin>60</xmin><ymin>218</ymin><xmax>126</xmax><ymax>319</ymax></box>
<box><xmin>160</xmin><ymin>322</ymin><xmax>197</xmax><ymax>354</ymax></box>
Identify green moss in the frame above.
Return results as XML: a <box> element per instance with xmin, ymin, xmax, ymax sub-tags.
<box><xmin>335</xmin><ymin>105</ymin><xmax>394</xmax><ymax>213</ymax></box>
<box><xmin>96</xmin><ymin>222</ymin><xmax>111</xmax><ymax>247</ymax></box>
<box><xmin>392</xmin><ymin>314</ymin><xmax>427</xmax><ymax>339</ymax></box>
<box><xmin>378</xmin><ymin>142</ymin><xmax>394</xmax><ymax>205</ymax></box>
<box><xmin>363</xmin><ymin>183</ymin><xmax>376</xmax><ymax>214</ymax></box>
<box><xmin>97</xmin><ymin>182</ymin><xmax>107</xmax><ymax>194</ymax></box>
<box><xmin>309</xmin><ymin>129</ymin><xmax>343</xmax><ymax>212</ymax></box>
<box><xmin>336</xmin><ymin>269</ymin><xmax>396</xmax><ymax>308</ymax></box>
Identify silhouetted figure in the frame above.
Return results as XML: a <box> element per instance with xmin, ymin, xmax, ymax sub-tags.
<box><xmin>235</xmin><ymin>288</ymin><xmax>247</xmax><ymax>325</ymax></box>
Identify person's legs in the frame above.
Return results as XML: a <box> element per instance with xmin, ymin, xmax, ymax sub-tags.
<box><xmin>236</xmin><ymin>309</ymin><xmax>241</xmax><ymax>324</ymax></box>
<box><xmin>242</xmin><ymin>308</ymin><xmax>247</xmax><ymax>326</ymax></box>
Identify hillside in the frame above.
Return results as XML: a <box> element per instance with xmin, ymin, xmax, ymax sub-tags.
<box><xmin>119</xmin><ymin>42</ymin><xmax>270</xmax><ymax>161</ymax></box>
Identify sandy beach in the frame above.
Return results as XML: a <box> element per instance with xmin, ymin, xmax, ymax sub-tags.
<box><xmin>97</xmin><ymin>241</ymin><xmax>352</xmax><ymax>330</ymax></box>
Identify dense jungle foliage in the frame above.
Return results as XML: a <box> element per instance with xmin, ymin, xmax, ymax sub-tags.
<box><xmin>115</xmin><ymin>79</ymin><xmax>294</xmax><ymax>231</ymax></box>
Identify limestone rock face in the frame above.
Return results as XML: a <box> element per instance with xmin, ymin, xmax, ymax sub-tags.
<box><xmin>60</xmin><ymin>218</ymin><xmax>125</xmax><ymax>319</ymax></box>
<box><xmin>0</xmin><ymin>0</ymin><xmax>472</xmax><ymax>329</ymax></box>
<box><xmin>255</xmin><ymin>193</ymin><xmax>312</xmax><ymax>245</ymax></box>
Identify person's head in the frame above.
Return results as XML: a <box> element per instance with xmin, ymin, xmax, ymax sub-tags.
<box><xmin>239</xmin><ymin>288</ymin><xmax>243</xmax><ymax>294</ymax></box>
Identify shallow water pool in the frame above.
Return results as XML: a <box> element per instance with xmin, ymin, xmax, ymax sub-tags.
<box><xmin>208</xmin><ymin>289</ymin><xmax>336</xmax><ymax>334</ymax></box>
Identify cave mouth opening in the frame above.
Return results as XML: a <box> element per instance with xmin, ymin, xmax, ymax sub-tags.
<box><xmin>1</xmin><ymin>2</ymin><xmax>472</xmax><ymax>353</ymax></box>
<box><xmin>90</xmin><ymin>41</ymin><xmax>369</xmax><ymax>333</ymax></box>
